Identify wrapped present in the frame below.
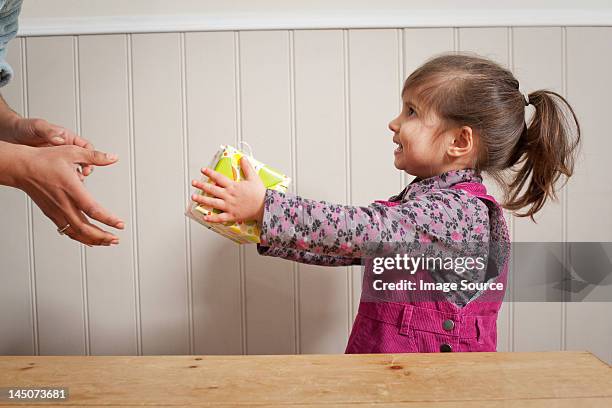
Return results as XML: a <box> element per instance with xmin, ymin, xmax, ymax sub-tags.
<box><xmin>186</xmin><ymin>144</ymin><xmax>291</xmax><ymax>244</ymax></box>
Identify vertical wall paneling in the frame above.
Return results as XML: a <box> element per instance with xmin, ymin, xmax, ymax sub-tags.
<box><xmin>73</xmin><ymin>36</ymin><xmax>90</xmax><ymax>356</ymax></box>
<box><xmin>294</xmin><ymin>29</ymin><xmax>349</xmax><ymax>353</ymax></box>
<box><xmin>565</xmin><ymin>27</ymin><xmax>612</xmax><ymax>365</ymax></box>
<box><xmin>23</xmin><ymin>37</ymin><xmax>39</xmax><ymax>355</ymax></box>
<box><xmin>347</xmin><ymin>29</ymin><xmax>403</xmax><ymax>322</ymax></box>
<box><xmin>126</xmin><ymin>34</ymin><xmax>143</xmax><ymax>355</ymax></box>
<box><xmin>184</xmin><ymin>31</ymin><xmax>243</xmax><ymax>355</ymax></box>
<box><xmin>289</xmin><ymin>30</ymin><xmax>301</xmax><ymax>353</ymax></box>
<box><xmin>235</xmin><ymin>32</ymin><xmax>247</xmax><ymax>356</ymax></box>
<box><xmin>26</xmin><ymin>36</ymin><xmax>85</xmax><ymax>355</ymax></box>
<box><xmin>343</xmin><ymin>30</ymin><xmax>353</xmax><ymax>329</ymax></box>
<box><xmin>78</xmin><ymin>34</ymin><xmax>137</xmax><ymax>355</ymax></box>
<box><xmin>511</xmin><ymin>27</ymin><xmax>564</xmax><ymax>352</ymax></box>
<box><xmin>131</xmin><ymin>33</ymin><xmax>190</xmax><ymax>354</ymax></box>
<box><xmin>239</xmin><ymin>31</ymin><xmax>296</xmax><ymax>354</ymax></box>
<box><xmin>179</xmin><ymin>33</ymin><xmax>195</xmax><ymax>355</ymax></box>
<box><xmin>0</xmin><ymin>39</ymin><xmax>35</xmax><ymax>355</ymax></box>
<box><xmin>1</xmin><ymin>25</ymin><xmax>610</xmax><ymax>359</ymax></box>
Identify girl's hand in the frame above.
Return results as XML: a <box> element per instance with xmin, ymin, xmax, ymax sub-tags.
<box><xmin>191</xmin><ymin>156</ymin><xmax>266</xmax><ymax>224</ymax></box>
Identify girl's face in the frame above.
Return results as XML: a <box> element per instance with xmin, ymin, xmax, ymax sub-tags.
<box><xmin>388</xmin><ymin>93</ymin><xmax>450</xmax><ymax>178</ymax></box>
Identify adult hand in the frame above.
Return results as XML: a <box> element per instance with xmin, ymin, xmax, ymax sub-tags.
<box><xmin>8</xmin><ymin>117</ymin><xmax>95</xmax><ymax>178</ymax></box>
<box><xmin>12</xmin><ymin>144</ymin><xmax>125</xmax><ymax>246</ymax></box>
<box><xmin>191</xmin><ymin>156</ymin><xmax>266</xmax><ymax>224</ymax></box>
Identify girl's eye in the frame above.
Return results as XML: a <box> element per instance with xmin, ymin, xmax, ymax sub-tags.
<box><xmin>405</xmin><ymin>106</ymin><xmax>416</xmax><ymax>117</ymax></box>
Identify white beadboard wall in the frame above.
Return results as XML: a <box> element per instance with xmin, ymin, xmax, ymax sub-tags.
<box><xmin>0</xmin><ymin>26</ymin><xmax>610</xmax><ymax>363</ymax></box>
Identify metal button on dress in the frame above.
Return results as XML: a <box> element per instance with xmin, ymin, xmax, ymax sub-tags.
<box><xmin>442</xmin><ymin>319</ymin><xmax>454</xmax><ymax>331</ymax></box>
<box><xmin>440</xmin><ymin>343</ymin><xmax>452</xmax><ymax>352</ymax></box>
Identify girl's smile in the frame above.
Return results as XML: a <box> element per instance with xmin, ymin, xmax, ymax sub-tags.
<box><xmin>393</xmin><ymin>137</ymin><xmax>403</xmax><ymax>154</ymax></box>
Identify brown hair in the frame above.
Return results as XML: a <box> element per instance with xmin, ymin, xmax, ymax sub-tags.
<box><xmin>403</xmin><ymin>52</ymin><xmax>581</xmax><ymax>222</ymax></box>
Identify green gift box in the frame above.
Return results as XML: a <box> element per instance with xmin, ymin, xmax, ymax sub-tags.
<box><xmin>186</xmin><ymin>144</ymin><xmax>291</xmax><ymax>244</ymax></box>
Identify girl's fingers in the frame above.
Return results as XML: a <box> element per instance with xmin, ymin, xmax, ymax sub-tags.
<box><xmin>240</xmin><ymin>156</ymin><xmax>257</xmax><ymax>180</ymax></box>
<box><xmin>192</xmin><ymin>180</ymin><xmax>228</xmax><ymax>199</ymax></box>
<box><xmin>201</xmin><ymin>167</ymin><xmax>231</xmax><ymax>188</ymax></box>
<box><xmin>203</xmin><ymin>212</ymin><xmax>235</xmax><ymax>224</ymax></box>
<box><xmin>191</xmin><ymin>193</ymin><xmax>228</xmax><ymax>212</ymax></box>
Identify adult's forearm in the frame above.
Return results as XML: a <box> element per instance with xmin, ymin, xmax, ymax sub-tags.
<box><xmin>0</xmin><ymin>140</ymin><xmax>28</xmax><ymax>187</ymax></box>
<box><xmin>0</xmin><ymin>93</ymin><xmax>21</xmax><ymax>142</ymax></box>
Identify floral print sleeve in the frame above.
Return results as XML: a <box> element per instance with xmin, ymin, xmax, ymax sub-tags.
<box><xmin>256</xmin><ymin>169</ymin><xmax>490</xmax><ymax>265</ymax></box>
<box><xmin>256</xmin><ymin>245</ymin><xmax>360</xmax><ymax>266</ymax></box>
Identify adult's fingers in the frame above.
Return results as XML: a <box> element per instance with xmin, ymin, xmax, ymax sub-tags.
<box><xmin>81</xmin><ymin>164</ymin><xmax>94</xmax><ymax>177</ymax></box>
<box><xmin>61</xmin><ymin>127</ymin><xmax>94</xmax><ymax>150</ymax></box>
<box><xmin>31</xmin><ymin>119</ymin><xmax>67</xmax><ymax>145</ymax></box>
<box><xmin>32</xmin><ymin>120</ymin><xmax>92</xmax><ymax>150</ymax></box>
<box><xmin>28</xmin><ymin>187</ymin><xmax>117</xmax><ymax>246</ymax></box>
<box><xmin>61</xmin><ymin>128</ymin><xmax>95</xmax><ymax>176</ymax></box>
<box><xmin>60</xmin><ymin>199</ymin><xmax>119</xmax><ymax>246</ymax></box>
<box><xmin>66</xmin><ymin>177</ymin><xmax>125</xmax><ymax>230</ymax></box>
<box><xmin>201</xmin><ymin>167</ymin><xmax>232</xmax><ymax>188</ymax></box>
<box><xmin>27</xmin><ymin>120</ymin><xmax>92</xmax><ymax>176</ymax></box>
<box><xmin>71</xmin><ymin>147</ymin><xmax>118</xmax><ymax>167</ymax></box>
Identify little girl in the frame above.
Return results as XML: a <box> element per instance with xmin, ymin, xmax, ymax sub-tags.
<box><xmin>191</xmin><ymin>53</ymin><xmax>580</xmax><ymax>353</ymax></box>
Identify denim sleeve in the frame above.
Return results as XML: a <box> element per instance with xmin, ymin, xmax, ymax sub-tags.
<box><xmin>0</xmin><ymin>0</ymin><xmax>23</xmax><ymax>88</ymax></box>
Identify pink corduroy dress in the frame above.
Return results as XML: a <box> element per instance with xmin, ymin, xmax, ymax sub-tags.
<box><xmin>345</xmin><ymin>181</ymin><xmax>510</xmax><ymax>353</ymax></box>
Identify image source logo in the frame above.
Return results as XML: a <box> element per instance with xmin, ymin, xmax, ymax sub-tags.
<box><xmin>358</xmin><ymin>242</ymin><xmax>612</xmax><ymax>304</ymax></box>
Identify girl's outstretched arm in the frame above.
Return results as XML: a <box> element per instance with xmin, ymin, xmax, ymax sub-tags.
<box><xmin>191</xmin><ymin>157</ymin><xmax>487</xmax><ymax>260</ymax></box>
<box><xmin>257</xmin><ymin>188</ymin><xmax>419</xmax><ymax>258</ymax></box>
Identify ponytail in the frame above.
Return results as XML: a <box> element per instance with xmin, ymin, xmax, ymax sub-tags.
<box><xmin>504</xmin><ymin>90</ymin><xmax>581</xmax><ymax>221</ymax></box>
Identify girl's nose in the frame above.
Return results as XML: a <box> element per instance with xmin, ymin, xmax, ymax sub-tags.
<box><xmin>388</xmin><ymin>118</ymin><xmax>399</xmax><ymax>133</ymax></box>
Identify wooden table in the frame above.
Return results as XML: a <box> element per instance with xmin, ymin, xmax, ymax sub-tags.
<box><xmin>0</xmin><ymin>351</ymin><xmax>610</xmax><ymax>407</ymax></box>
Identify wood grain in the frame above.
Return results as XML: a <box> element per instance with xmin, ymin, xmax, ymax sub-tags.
<box><xmin>0</xmin><ymin>351</ymin><xmax>610</xmax><ymax>406</ymax></box>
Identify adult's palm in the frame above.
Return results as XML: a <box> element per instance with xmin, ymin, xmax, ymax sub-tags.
<box><xmin>14</xmin><ymin>145</ymin><xmax>125</xmax><ymax>246</ymax></box>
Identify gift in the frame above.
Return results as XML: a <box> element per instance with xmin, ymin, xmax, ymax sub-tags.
<box><xmin>186</xmin><ymin>143</ymin><xmax>291</xmax><ymax>244</ymax></box>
